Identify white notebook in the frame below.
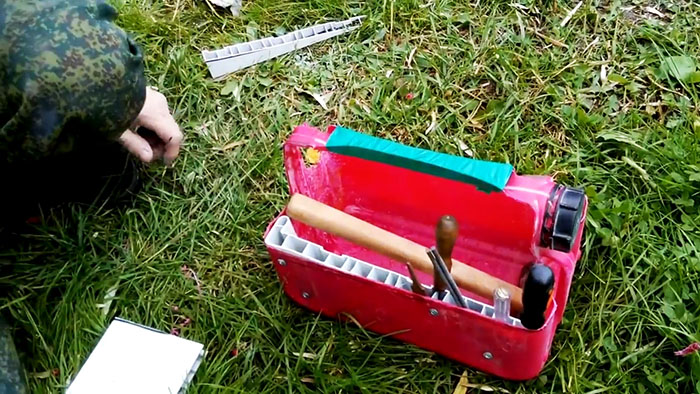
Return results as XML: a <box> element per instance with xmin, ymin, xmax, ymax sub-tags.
<box><xmin>67</xmin><ymin>318</ymin><xmax>205</xmax><ymax>394</ymax></box>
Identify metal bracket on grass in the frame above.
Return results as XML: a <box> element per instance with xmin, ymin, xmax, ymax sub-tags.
<box><xmin>201</xmin><ymin>16</ymin><xmax>365</xmax><ymax>79</ymax></box>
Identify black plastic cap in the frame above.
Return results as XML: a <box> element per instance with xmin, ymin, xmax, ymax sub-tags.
<box><xmin>550</xmin><ymin>187</ymin><xmax>585</xmax><ymax>252</ymax></box>
<box><xmin>520</xmin><ymin>263</ymin><xmax>555</xmax><ymax>330</ymax></box>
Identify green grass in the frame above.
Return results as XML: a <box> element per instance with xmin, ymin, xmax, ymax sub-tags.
<box><xmin>1</xmin><ymin>0</ymin><xmax>700</xmax><ymax>392</ymax></box>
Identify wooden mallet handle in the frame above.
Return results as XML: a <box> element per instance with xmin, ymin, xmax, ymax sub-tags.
<box><xmin>286</xmin><ymin>193</ymin><xmax>524</xmax><ymax>313</ymax></box>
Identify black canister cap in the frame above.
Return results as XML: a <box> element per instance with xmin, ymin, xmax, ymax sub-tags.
<box><xmin>550</xmin><ymin>187</ymin><xmax>585</xmax><ymax>252</ymax></box>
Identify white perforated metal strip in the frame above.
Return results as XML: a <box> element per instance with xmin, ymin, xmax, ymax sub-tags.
<box><xmin>202</xmin><ymin>16</ymin><xmax>365</xmax><ymax>79</ymax></box>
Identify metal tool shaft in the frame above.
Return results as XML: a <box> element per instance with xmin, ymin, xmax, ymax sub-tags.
<box><xmin>427</xmin><ymin>248</ymin><xmax>467</xmax><ymax>308</ymax></box>
<box><xmin>405</xmin><ymin>262</ymin><xmax>428</xmax><ymax>296</ymax></box>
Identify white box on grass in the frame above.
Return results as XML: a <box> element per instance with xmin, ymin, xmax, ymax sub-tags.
<box><xmin>67</xmin><ymin>318</ymin><xmax>205</xmax><ymax>394</ymax></box>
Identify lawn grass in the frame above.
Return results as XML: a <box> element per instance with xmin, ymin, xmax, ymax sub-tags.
<box><xmin>1</xmin><ymin>0</ymin><xmax>699</xmax><ymax>392</ymax></box>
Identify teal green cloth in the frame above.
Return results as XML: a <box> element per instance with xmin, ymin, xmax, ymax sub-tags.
<box><xmin>326</xmin><ymin>127</ymin><xmax>513</xmax><ymax>193</ymax></box>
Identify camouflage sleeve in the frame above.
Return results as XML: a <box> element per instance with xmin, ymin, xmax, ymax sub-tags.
<box><xmin>0</xmin><ymin>0</ymin><xmax>146</xmax><ymax>164</ymax></box>
<box><xmin>0</xmin><ymin>317</ymin><xmax>26</xmax><ymax>394</ymax></box>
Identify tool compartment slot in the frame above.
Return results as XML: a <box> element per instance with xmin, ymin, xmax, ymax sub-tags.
<box><xmin>383</xmin><ymin>273</ymin><xmax>399</xmax><ymax>287</ymax></box>
<box><xmin>302</xmin><ymin>244</ymin><xmax>329</xmax><ymax>261</ymax></box>
<box><xmin>349</xmin><ymin>261</ymin><xmax>372</xmax><ymax>277</ymax></box>
<box><xmin>324</xmin><ymin>255</ymin><xmax>346</xmax><ymax>269</ymax></box>
<box><xmin>340</xmin><ymin>258</ymin><xmax>357</xmax><ymax>271</ymax></box>
<box><xmin>367</xmin><ymin>268</ymin><xmax>389</xmax><ymax>283</ymax></box>
<box><xmin>394</xmin><ymin>276</ymin><xmax>412</xmax><ymax>291</ymax></box>
<box><xmin>280</xmin><ymin>235</ymin><xmax>306</xmax><ymax>253</ymax></box>
<box><xmin>441</xmin><ymin>292</ymin><xmax>456</xmax><ymax>305</ymax></box>
<box><xmin>467</xmin><ymin>299</ymin><xmax>483</xmax><ymax>313</ymax></box>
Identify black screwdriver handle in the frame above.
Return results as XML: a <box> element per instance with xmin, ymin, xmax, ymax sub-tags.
<box><xmin>519</xmin><ymin>264</ymin><xmax>555</xmax><ymax>330</ymax></box>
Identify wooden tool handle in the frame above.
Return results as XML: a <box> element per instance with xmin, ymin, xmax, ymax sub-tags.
<box><xmin>436</xmin><ymin>215</ymin><xmax>459</xmax><ymax>270</ymax></box>
<box><xmin>286</xmin><ymin>193</ymin><xmax>524</xmax><ymax>313</ymax></box>
<box><xmin>434</xmin><ymin>215</ymin><xmax>459</xmax><ymax>292</ymax></box>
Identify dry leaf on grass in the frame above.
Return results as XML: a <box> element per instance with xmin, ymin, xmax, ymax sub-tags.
<box><xmin>181</xmin><ymin>265</ymin><xmax>203</xmax><ymax>295</ymax></box>
<box><xmin>96</xmin><ymin>281</ymin><xmax>120</xmax><ymax>316</ymax></box>
<box><xmin>217</xmin><ymin>140</ymin><xmax>245</xmax><ymax>151</ymax></box>
<box><xmin>292</xmin><ymin>352</ymin><xmax>318</xmax><ymax>360</ymax></box>
<box><xmin>295</xmin><ymin>87</ymin><xmax>334</xmax><ymax>110</ymax></box>
<box><xmin>452</xmin><ymin>370</ymin><xmax>469</xmax><ymax>394</ymax></box>
<box><xmin>644</xmin><ymin>6</ymin><xmax>665</xmax><ymax>18</ymax></box>
<box><xmin>560</xmin><ymin>1</ymin><xmax>583</xmax><ymax>27</ymax></box>
<box><xmin>454</xmin><ymin>137</ymin><xmax>474</xmax><ymax>157</ymax></box>
<box><xmin>425</xmin><ymin>110</ymin><xmax>437</xmax><ymax>134</ymax></box>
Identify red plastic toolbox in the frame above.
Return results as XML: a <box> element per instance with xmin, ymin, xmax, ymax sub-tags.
<box><xmin>264</xmin><ymin>124</ymin><xmax>587</xmax><ymax>380</ymax></box>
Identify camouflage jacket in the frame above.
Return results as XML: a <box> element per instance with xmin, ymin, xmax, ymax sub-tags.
<box><xmin>0</xmin><ymin>0</ymin><xmax>146</xmax><ymax>164</ymax></box>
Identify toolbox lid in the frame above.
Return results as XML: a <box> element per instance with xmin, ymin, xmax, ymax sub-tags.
<box><xmin>326</xmin><ymin>127</ymin><xmax>514</xmax><ymax>193</ymax></box>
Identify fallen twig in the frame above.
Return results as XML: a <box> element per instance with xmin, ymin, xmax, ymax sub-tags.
<box><xmin>584</xmin><ymin>36</ymin><xmax>600</xmax><ymax>53</ymax></box>
<box><xmin>181</xmin><ymin>265</ymin><xmax>203</xmax><ymax>295</ymax></box>
<box><xmin>406</xmin><ymin>47</ymin><xmax>417</xmax><ymax>69</ymax></box>
<box><xmin>601</xmin><ymin>64</ymin><xmax>608</xmax><ymax>83</ymax></box>
<box><xmin>425</xmin><ymin>110</ymin><xmax>437</xmax><ymax>134</ymax></box>
<box><xmin>530</xmin><ymin>28</ymin><xmax>569</xmax><ymax>49</ymax></box>
<box><xmin>216</xmin><ymin>140</ymin><xmax>245</xmax><ymax>151</ymax></box>
<box><xmin>644</xmin><ymin>6</ymin><xmax>665</xmax><ymax>19</ymax></box>
<box><xmin>560</xmin><ymin>1</ymin><xmax>583</xmax><ymax>27</ymax></box>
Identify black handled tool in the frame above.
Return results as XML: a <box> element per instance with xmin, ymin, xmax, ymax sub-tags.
<box><xmin>519</xmin><ymin>264</ymin><xmax>555</xmax><ymax>330</ymax></box>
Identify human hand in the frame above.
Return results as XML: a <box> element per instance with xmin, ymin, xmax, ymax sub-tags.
<box><xmin>119</xmin><ymin>87</ymin><xmax>183</xmax><ymax>165</ymax></box>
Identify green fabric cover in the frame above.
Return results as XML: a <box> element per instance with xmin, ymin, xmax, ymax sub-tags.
<box><xmin>326</xmin><ymin>127</ymin><xmax>513</xmax><ymax>193</ymax></box>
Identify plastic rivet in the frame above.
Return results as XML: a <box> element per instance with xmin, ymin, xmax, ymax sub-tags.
<box><xmin>278</xmin><ymin>259</ymin><xmax>286</xmax><ymax>266</ymax></box>
<box><xmin>483</xmin><ymin>352</ymin><xmax>493</xmax><ymax>360</ymax></box>
<box><xmin>302</xmin><ymin>292</ymin><xmax>310</xmax><ymax>299</ymax></box>
<box><xmin>429</xmin><ymin>308</ymin><xmax>439</xmax><ymax>316</ymax></box>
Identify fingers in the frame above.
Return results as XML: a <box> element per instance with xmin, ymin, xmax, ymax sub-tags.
<box><xmin>134</xmin><ymin>88</ymin><xmax>183</xmax><ymax>165</ymax></box>
<box><xmin>136</xmin><ymin>127</ymin><xmax>165</xmax><ymax>161</ymax></box>
<box><xmin>119</xmin><ymin>129</ymin><xmax>154</xmax><ymax>163</ymax></box>
<box><xmin>150</xmin><ymin>137</ymin><xmax>166</xmax><ymax>161</ymax></box>
<box><xmin>142</xmin><ymin>115</ymin><xmax>182</xmax><ymax>165</ymax></box>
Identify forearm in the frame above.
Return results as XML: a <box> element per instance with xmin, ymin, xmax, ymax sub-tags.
<box><xmin>0</xmin><ymin>0</ymin><xmax>146</xmax><ymax>163</ymax></box>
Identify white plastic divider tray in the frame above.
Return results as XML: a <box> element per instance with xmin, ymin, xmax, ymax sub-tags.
<box><xmin>202</xmin><ymin>16</ymin><xmax>365</xmax><ymax>79</ymax></box>
<box><xmin>265</xmin><ymin>216</ymin><xmax>522</xmax><ymax>327</ymax></box>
